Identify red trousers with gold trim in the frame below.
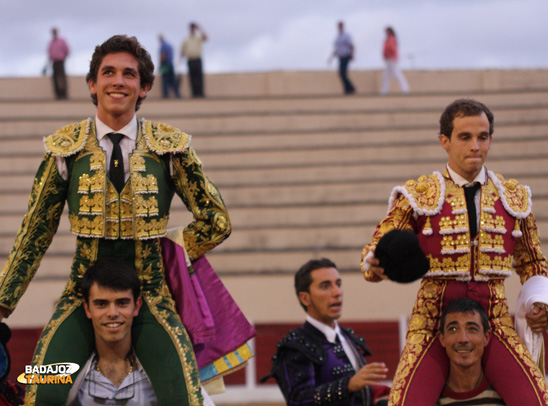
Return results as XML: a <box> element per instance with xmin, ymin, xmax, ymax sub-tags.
<box><xmin>389</xmin><ymin>279</ymin><xmax>548</xmax><ymax>406</ymax></box>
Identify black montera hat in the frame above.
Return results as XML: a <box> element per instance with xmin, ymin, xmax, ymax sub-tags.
<box><xmin>375</xmin><ymin>229</ymin><xmax>430</xmax><ymax>283</ymax></box>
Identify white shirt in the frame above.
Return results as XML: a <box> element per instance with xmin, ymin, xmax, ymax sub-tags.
<box><xmin>306</xmin><ymin>315</ymin><xmax>360</xmax><ymax>371</ymax></box>
<box><xmin>181</xmin><ymin>34</ymin><xmax>205</xmax><ymax>59</ymax></box>
<box><xmin>95</xmin><ymin>115</ymin><xmax>138</xmax><ymax>182</ymax></box>
<box><xmin>334</xmin><ymin>31</ymin><xmax>353</xmax><ymax>58</ymax></box>
<box><xmin>67</xmin><ymin>352</ymin><xmax>157</xmax><ymax>406</ymax></box>
<box><xmin>445</xmin><ymin>164</ymin><xmax>487</xmax><ymax>188</ymax></box>
<box><xmin>446</xmin><ymin>164</ymin><xmax>487</xmax><ymax>232</ymax></box>
<box><xmin>56</xmin><ymin>115</ymin><xmax>138</xmax><ymax>182</ymax></box>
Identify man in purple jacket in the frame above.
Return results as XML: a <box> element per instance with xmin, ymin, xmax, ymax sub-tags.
<box><xmin>265</xmin><ymin>258</ymin><xmax>390</xmax><ymax>406</ymax></box>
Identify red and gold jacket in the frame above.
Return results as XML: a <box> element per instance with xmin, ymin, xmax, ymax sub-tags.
<box><xmin>362</xmin><ymin>169</ymin><xmax>547</xmax><ymax>283</ymax></box>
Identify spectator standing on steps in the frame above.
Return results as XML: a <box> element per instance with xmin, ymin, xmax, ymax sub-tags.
<box><xmin>332</xmin><ymin>21</ymin><xmax>356</xmax><ymax>95</ymax></box>
<box><xmin>181</xmin><ymin>22</ymin><xmax>208</xmax><ymax>98</ymax></box>
<box><xmin>45</xmin><ymin>27</ymin><xmax>69</xmax><ymax>100</ymax></box>
<box><xmin>158</xmin><ymin>35</ymin><xmax>181</xmax><ymax>99</ymax></box>
<box><xmin>380</xmin><ymin>26</ymin><xmax>409</xmax><ymax>95</ymax></box>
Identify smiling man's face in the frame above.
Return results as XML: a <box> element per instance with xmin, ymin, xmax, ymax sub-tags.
<box><xmin>299</xmin><ymin>267</ymin><xmax>343</xmax><ymax>328</ymax></box>
<box><xmin>84</xmin><ymin>282</ymin><xmax>142</xmax><ymax>348</ymax></box>
<box><xmin>88</xmin><ymin>52</ymin><xmax>149</xmax><ymax>130</ymax></box>
<box><xmin>439</xmin><ymin>311</ymin><xmax>490</xmax><ymax>370</ymax></box>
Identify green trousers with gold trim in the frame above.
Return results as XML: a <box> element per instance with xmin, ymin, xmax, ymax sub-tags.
<box><xmin>25</xmin><ymin>238</ymin><xmax>202</xmax><ymax>405</ymax></box>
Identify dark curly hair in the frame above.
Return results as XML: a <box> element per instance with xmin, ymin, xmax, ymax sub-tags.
<box><xmin>86</xmin><ymin>35</ymin><xmax>155</xmax><ymax>111</ymax></box>
<box><xmin>80</xmin><ymin>257</ymin><xmax>141</xmax><ymax>304</ymax></box>
<box><xmin>439</xmin><ymin>98</ymin><xmax>494</xmax><ymax>139</ymax></box>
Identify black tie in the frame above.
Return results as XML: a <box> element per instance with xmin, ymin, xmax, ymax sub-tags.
<box><xmin>464</xmin><ymin>182</ymin><xmax>481</xmax><ymax>239</ymax></box>
<box><xmin>107</xmin><ymin>133</ymin><xmax>125</xmax><ymax>193</ymax></box>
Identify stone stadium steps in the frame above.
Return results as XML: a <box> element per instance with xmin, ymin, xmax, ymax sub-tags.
<box><xmin>2</xmin><ymin>89</ymin><xmax>548</xmax><ymax>136</ymax></box>
<box><xmin>2</xmin><ymin>123</ymin><xmax>548</xmax><ymax>166</ymax></box>
<box><xmin>1</xmin><ymin>135</ymin><xmax>548</xmax><ymax>174</ymax></box>
<box><xmin>2</xmin><ymin>89</ymin><xmax>548</xmax><ymax>119</ymax></box>
<box><xmin>3</xmin><ymin>104</ymin><xmax>548</xmax><ymax>139</ymax></box>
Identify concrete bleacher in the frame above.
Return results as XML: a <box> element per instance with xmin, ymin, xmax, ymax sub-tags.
<box><xmin>1</xmin><ymin>69</ymin><xmax>548</xmax><ymax>402</ymax></box>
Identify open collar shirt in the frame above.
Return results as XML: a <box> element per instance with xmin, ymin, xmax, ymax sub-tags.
<box><xmin>69</xmin><ymin>352</ymin><xmax>157</xmax><ymax>406</ymax></box>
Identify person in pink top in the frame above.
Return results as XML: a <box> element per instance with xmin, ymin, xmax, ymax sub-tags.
<box><xmin>46</xmin><ymin>27</ymin><xmax>70</xmax><ymax>99</ymax></box>
<box><xmin>380</xmin><ymin>27</ymin><xmax>409</xmax><ymax>95</ymax></box>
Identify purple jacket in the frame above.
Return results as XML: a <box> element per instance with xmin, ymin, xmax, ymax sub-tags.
<box><xmin>264</xmin><ymin>322</ymin><xmax>373</xmax><ymax>406</ymax></box>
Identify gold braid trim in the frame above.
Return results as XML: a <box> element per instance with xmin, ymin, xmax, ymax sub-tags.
<box><xmin>143</xmin><ymin>292</ymin><xmax>202</xmax><ymax>405</ymax></box>
<box><xmin>171</xmin><ymin>148</ymin><xmax>231</xmax><ymax>260</ymax></box>
<box><xmin>491</xmin><ymin>327</ymin><xmax>548</xmax><ymax>404</ymax></box>
<box><xmin>0</xmin><ymin>157</ymin><xmax>64</xmax><ymax>310</ymax></box>
<box><xmin>389</xmin><ymin>280</ymin><xmax>448</xmax><ymax>405</ymax></box>
<box><xmin>135</xmin><ymin>239</ymin><xmax>201</xmax><ymax>404</ymax></box>
<box><xmin>388</xmin><ymin>332</ymin><xmax>437</xmax><ymax>406</ymax></box>
<box><xmin>24</xmin><ymin>300</ymin><xmax>81</xmax><ymax>405</ymax></box>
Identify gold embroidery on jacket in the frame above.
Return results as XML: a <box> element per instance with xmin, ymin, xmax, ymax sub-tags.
<box><xmin>482</xmin><ymin>192</ymin><xmax>496</xmax><ymax>213</ymax></box>
<box><xmin>120</xmin><ymin>199</ymin><xmax>134</xmax><ymax>220</ymax></box>
<box><xmin>446</xmin><ymin>182</ymin><xmax>466</xmax><ymax>214</ymax></box>
<box><xmin>135</xmin><ymin>216</ymin><xmax>169</xmax><ymax>239</ymax></box>
<box><xmin>89</xmin><ymin>152</ymin><xmax>103</xmax><ymax>171</ymax></box>
<box><xmin>133</xmin><ymin>174</ymin><xmax>159</xmax><ymax>194</ymax></box>
<box><xmin>70</xmin><ymin>214</ymin><xmax>104</xmax><ymax>237</ymax></box>
<box><xmin>403</xmin><ymin>174</ymin><xmax>442</xmax><ymax>213</ymax></box>
<box><xmin>78</xmin><ymin>194</ymin><xmax>104</xmax><ymax>215</ymax></box>
<box><xmin>131</xmin><ymin>155</ymin><xmax>146</xmax><ymax>172</ymax></box>
<box><xmin>134</xmin><ymin>195</ymin><xmax>159</xmax><ymax>217</ymax></box>
<box><xmin>44</xmin><ymin>120</ymin><xmax>88</xmax><ymax>156</ymax></box>
<box><xmin>143</xmin><ymin>121</ymin><xmax>190</xmax><ymax>154</ymax></box>
<box><xmin>428</xmin><ymin>254</ymin><xmax>471</xmax><ymax>274</ymax></box>
<box><xmin>501</xmin><ymin>177</ymin><xmax>529</xmax><ymax>214</ymax></box>
<box><xmin>71</xmin><ymin>122</ymin><xmax>170</xmax><ymax>239</ymax></box>
<box><xmin>78</xmin><ymin>172</ymin><xmax>105</xmax><ymax>194</ymax></box>
<box><xmin>439</xmin><ymin>214</ymin><xmax>467</xmax><ymax>233</ymax></box>
<box><xmin>478</xmin><ymin>253</ymin><xmax>513</xmax><ymax>274</ymax></box>
<box><xmin>479</xmin><ymin>233</ymin><xmax>505</xmax><ymax>252</ymax></box>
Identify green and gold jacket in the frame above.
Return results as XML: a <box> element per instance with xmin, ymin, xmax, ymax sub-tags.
<box><xmin>0</xmin><ymin>118</ymin><xmax>231</xmax><ymax>312</ymax></box>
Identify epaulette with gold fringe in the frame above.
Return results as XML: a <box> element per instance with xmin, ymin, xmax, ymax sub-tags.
<box><xmin>489</xmin><ymin>171</ymin><xmax>531</xmax><ymax>219</ymax></box>
<box><xmin>388</xmin><ymin>171</ymin><xmax>445</xmax><ymax>216</ymax></box>
<box><xmin>142</xmin><ymin>120</ymin><xmax>191</xmax><ymax>155</ymax></box>
<box><xmin>43</xmin><ymin>119</ymin><xmax>91</xmax><ymax>157</ymax></box>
